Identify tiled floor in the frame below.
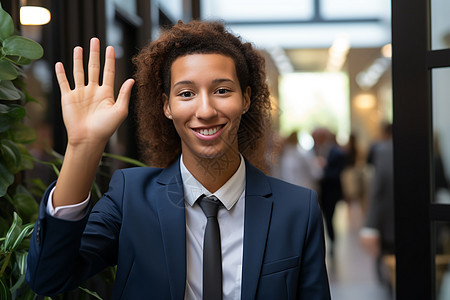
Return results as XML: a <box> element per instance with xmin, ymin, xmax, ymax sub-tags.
<box><xmin>327</xmin><ymin>201</ymin><xmax>393</xmax><ymax>300</ymax></box>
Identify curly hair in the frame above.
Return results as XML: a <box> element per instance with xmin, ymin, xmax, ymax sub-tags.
<box><xmin>133</xmin><ymin>20</ymin><xmax>271</xmax><ymax>169</ymax></box>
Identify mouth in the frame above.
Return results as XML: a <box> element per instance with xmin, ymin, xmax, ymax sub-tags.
<box><xmin>191</xmin><ymin>124</ymin><xmax>226</xmax><ymax>141</ymax></box>
<box><xmin>193</xmin><ymin>125</ymin><xmax>224</xmax><ymax>136</ymax></box>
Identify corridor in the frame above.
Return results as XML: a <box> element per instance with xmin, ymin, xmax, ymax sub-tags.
<box><xmin>327</xmin><ymin>200</ymin><xmax>393</xmax><ymax>300</ymax></box>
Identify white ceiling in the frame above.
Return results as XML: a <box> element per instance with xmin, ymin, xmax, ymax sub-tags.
<box><xmin>200</xmin><ymin>0</ymin><xmax>391</xmax><ymax>49</ymax></box>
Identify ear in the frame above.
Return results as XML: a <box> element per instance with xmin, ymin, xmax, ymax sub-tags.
<box><xmin>243</xmin><ymin>86</ymin><xmax>251</xmax><ymax>113</ymax></box>
<box><xmin>163</xmin><ymin>94</ymin><xmax>173</xmax><ymax>119</ymax></box>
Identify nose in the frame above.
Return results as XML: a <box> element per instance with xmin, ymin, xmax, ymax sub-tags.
<box><xmin>195</xmin><ymin>91</ymin><xmax>217</xmax><ymax>120</ymax></box>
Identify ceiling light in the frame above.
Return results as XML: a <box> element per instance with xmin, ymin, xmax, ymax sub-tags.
<box><xmin>354</xmin><ymin>93</ymin><xmax>377</xmax><ymax>109</ymax></box>
<box><xmin>326</xmin><ymin>34</ymin><xmax>350</xmax><ymax>72</ymax></box>
<box><xmin>20</xmin><ymin>6</ymin><xmax>51</xmax><ymax>25</ymax></box>
<box><xmin>381</xmin><ymin>43</ymin><xmax>392</xmax><ymax>58</ymax></box>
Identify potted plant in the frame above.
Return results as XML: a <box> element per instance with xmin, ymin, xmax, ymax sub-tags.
<box><xmin>0</xmin><ymin>3</ymin><xmax>44</xmax><ymax>298</ymax></box>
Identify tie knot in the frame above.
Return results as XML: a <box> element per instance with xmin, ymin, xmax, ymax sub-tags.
<box><xmin>197</xmin><ymin>195</ymin><xmax>221</xmax><ymax>218</ymax></box>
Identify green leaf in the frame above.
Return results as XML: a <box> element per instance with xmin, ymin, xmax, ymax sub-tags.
<box><xmin>0</xmin><ymin>162</ymin><xmax>14</xmax><ymax>197</ymax></box>
<box><xmin>11</xmin><ymin>63</ymin><xmax>26</xmax><ymax>79</ymax></box>
<box><xmin>0</xmin><ymin>60</ymin><xmax>18</xmax><ymax>80</ymax></box>
<box><xmin>0</xmin><ymin>105</ymin><xmax>26</xmax><ymax>133</ymax></box>
<box><xmin>0</xmin><ymin>277</ymin><xmax>12</xmax><ymax>300</ymax></box>
<box><xmin>0</xmin><ymin>117</ymin><xmax>11</xmax><ymax>133</ymax></box>
<box><xmin>0</xmin><ymin>4</ymin><xmax>14</xmax><ymax>41</ymax></box>
<box><xmin>78</xmin><ymin>286</ymin><xmax>103</xmax><ymax>300</ymax></box>
<box><xmin>5</xmin><ymin>55</ymin><xmax>32</xmax><ymax>66</ymax></box>
<box><xmin>13</xmin><ymin>187</ymin><xmax>38</xmax><ymax>223</ymax></box>
<box><xmin>9</xmin><ymin>272</ymin><xmax>25</xmax><ymax>296</ymax></box>
<box><xmin>3</xmin><ymin>212</ymin><xmax>22</xmax><ymax>251</ymax></box>
<box><xmin>16</xmin><ymin>144</ymin><xmax>34</xmax><ymax>171</ymax></box>
<box><xmin>2</xmin><ymin>36</ymin><xmax>43</xmax><ymax>60</ymax></box>
<box><xmin>11</xmin><ymin>122</ymin><xmax>36</xmax><ymax>144</ymax></box>
<box><xmin>39</xmin><ymin>160</ymin><xmax>60</xmax><ymax>177</ymax></box>
<box><xmin>0</xmin><ymin>139</ymin><xmax>21</xmax><ymax>169</ymax></box>
<box><xmin>15</xmin><ymin>251</ymin><xmax>28</xmax><ymax>275</ymax></box>
<box><xmin>0</xmin><ymin>104</ymin><xmax>26</xmax><ymax>120</ymax></box>
<box><xmin>25</xmin><ymin>91</ymin><xmax>40</xmax><ymax>104</ymax></box>
<box><xmin>26</xmin><ymin>178</ymin><xmax>48</xmax><ymax>198</ymax></box>
<box><xmin>0</xmin><ymin>80</ymin><xmax>21</xmax><ymax>101</ymax></box>
<box><xmin>0</xmin><ymin>104</ymin><xmax>8</xmax><ymax>113</ymax></box>
<box><xmin>14</xmin><ymin>286</ymin><xmax>36</xmax><ymax>300</ymax></box>
<box><xmin>9</xmin><ymin>105</ymin><xmax>26</xmax><ymax>120</ymax></box>
<box><xmin>10</xmin><ymin>223</ymin><xmax>34</xmax><ymax>250</ymax></box>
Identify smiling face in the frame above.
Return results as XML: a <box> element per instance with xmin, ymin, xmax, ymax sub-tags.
<box><xmin>163</xmin><ymin>53</ymin><xmax>250</xmax><ymax>165</ymax></box>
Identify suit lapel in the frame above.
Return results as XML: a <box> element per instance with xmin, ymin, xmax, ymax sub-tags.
<box><xmin>156</xmin><ymin>159</ymin><xmax>187</xmax><ymax>300</ymax></box>
<box><xmin>241</xmin><ymin>160</ymin><xmax>273</xmax><ymax>299</ymax></box>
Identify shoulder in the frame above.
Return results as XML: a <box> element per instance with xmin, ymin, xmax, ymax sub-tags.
<box><xmin>267</xmin><ymin>176</ymin><xmax>319</xmax><ymax>216</ymax></box>
<box><xmin>264</xmin><ymin>175</ymin><xmax>323</xmax><ymax>233</ymax></box>
<box><xmin>118</xmin><ymin>166</ymin><xmax>164</xmax><ymax>177</ymax></box>
<box><xmin>245</xmin><ymin>158</ymin><xmax>316</xmax><ymax>200</ymax></box>
<box><xmin>107</xmin><ymin>166</ymin><xmax>167</xmax><ymax>192</ymax></box>
<box><xmin>257</xmin><ymin>170</ymin><xmax>319</xmax><ymax>212</ymax></box>
<box><xmin>267</xmin><ymin>175</ymin><xmax>315</xmax><ymax>199</ymax></box>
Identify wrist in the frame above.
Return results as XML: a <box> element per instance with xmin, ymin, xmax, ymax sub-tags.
<box><xmin>53</xmin><ymin>143</ymin><xmax>105</xmax><ymax>207</ymax></box>
<box><xmin>67</xmin><ymin>135</ymin><xmax>108</xmax><ymax>149</ymax></box>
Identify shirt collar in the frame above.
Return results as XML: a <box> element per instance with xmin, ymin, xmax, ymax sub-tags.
<box><xmin>180</xmin><ymin>155</ymin><xmax>246</xmax><ymax>210</ymax></box>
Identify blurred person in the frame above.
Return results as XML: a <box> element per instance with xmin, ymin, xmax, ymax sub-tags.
<box><xmin>340</xmin><ymin>133</ymin><xmax>368</xmax><ymax>210</ymax></box>
<box><xmin>340</xmin><ymin>133</ymin><xmax>359</xmax><ymax>203</ymax></box>
<box><xmin>360</xmin><ymin>123</ymin><xmax>394</xmax><ymax>286</ymax></box>
<box><xmin>312</xmin><ymin>127</ymin><xmax>347</xmax><ymax>254</ymax></box>
<box><xmin>366</xmin><ymin>122</ymin><xmax>392</xmax><ymax>166</ymax></box>
<box><xmin>280</xmin><ymin>131</ymin><xmax>322</xmax><ymax>192</ymax></box>
<box><xmin>344</xmin><ymin>133</ymin><xmax>358</xmax><ymax>167</ymax></box>
<box><xmin>26</xmin><ymin>20</ymin><xmax>330</xmax><ymax>299</ymax></box>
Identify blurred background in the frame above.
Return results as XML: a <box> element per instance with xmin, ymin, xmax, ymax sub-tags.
<box><xmin>2</xmin><ymin>0</ymin><xmax>450</xmax><ymax>299</ymax></box>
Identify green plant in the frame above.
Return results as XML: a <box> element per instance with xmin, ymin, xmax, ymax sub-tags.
<box><xmin>0</xmin><ymin>3</ymin><xmax>45</xmax><ymax>299</ymax></box>
<box><xmin>0</xmin><ymin>2</ymin><xmax>42</xmax><ymax>206</ymax></box>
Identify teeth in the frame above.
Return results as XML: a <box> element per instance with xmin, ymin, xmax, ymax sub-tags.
<box><xmin>197</xmin><ymin>126</ymin><xmax>221</xmax><ymax>136</ymax></box>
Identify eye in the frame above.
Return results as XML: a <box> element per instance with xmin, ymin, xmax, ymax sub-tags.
<box><xmin>178</xmin><ymin>91</ymin><xmax>194</xmax><ymax>98</ymax></box>
<box><xmin>215</xmin><ymin>88</ymin><xmax>230</xmax><ymax>95</ymax></box>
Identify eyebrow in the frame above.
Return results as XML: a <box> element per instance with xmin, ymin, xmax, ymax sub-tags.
<box><xmin>212</xmin><ymin>78</ymin><xmax>235</xmax><ymax>84</ymax></box>
<box><xmin>172</xmin><ymin>78</ymin><xmax>235</xmax><ymax>89</ymax></box>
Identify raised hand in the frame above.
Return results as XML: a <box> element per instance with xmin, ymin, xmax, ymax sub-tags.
<box><xmin>52</xmin><ymin>38</ymin><xmax>134</xmax><ymax>207</ymax></box>
<box><xmin>55</xmin><ymin>38</ymin><xmax>134</xmax><ymax>147</ymax></box>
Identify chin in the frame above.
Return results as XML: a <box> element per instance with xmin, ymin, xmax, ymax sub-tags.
<box><xmin>196</xmin><ymin>146</ymin><xmax>238</xmax><ymax>161</ymax></box>
<box><xmin>197</xmin><ymin>148</ymin><xmax>226</xmax><ymax>160</ymax></box>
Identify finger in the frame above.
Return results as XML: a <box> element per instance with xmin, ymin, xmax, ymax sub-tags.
<box><xmin>115</xmin><ymin>79</ymin><xmax>135</xmax><ymax>116</ymax></box>
<box><xmin>102</xmin><ymin>46</ymin><xmax>115</xmax><ymax>88</ymax></box>
<box><xmin>55</xmin><ymin>62</ymin><xmax>71</xmax><ymax>95</ymax></box>
<box><xmin>73</xmin><ymin>46</ymin><xmax>85</xmax><ymax>87</ymax></box>
<box><xmin>88</xmin><ymin>38</ymin><xmax>101</xmax><ymax>85</ymax></box>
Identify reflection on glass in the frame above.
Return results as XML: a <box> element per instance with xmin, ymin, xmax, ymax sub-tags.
<box><xmin>434</xmin><ymin>222</ymin><xmax>450</xmax><ymax>299</ymax></box>
<box><xmin>432</xmin><ymin>68</ymin><xmax>450</xmax><ymax>203</ymax></box>
<box><xmin>431</xmin><ymin>0</ymin><xmax>450</xmax><ymax>50</ymax></box>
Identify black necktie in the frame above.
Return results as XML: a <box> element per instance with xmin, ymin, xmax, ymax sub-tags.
<box><xmin>197</xmin><ymin>194</ymin><xmax>223</xmax><ymax>300</ymax></box>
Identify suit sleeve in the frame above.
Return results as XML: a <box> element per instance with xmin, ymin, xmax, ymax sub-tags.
<box><xmin>297</xmin><ymin>190</ymin><xmax>331</xmax><ymax>299</ymax></box>
<box><xmin>26</xmin><ymin>170</ymin><xmax>125</xmax><ymax>296</ymax></box>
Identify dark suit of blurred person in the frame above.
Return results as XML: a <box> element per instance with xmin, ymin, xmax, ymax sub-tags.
<box><xmin>365</xmin><ymin>139</ymin><xmax>395</xmax><ymax>255</ymax></box>
<box><xmin>312</xmin><ymin>128</ymin><xmax>347</xmax><ymax>252</ymax></box>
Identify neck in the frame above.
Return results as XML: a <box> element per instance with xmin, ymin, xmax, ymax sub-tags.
<box><xmin>182</xmin><ymin>152</ymin><xmax>241</xmax><ymax>193</ymax></box>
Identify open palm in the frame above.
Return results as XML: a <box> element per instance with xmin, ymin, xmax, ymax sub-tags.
<box><xmin>55</xmin><ymin>38</ymin><xmax>134</xmax><ymax>147</ymax></box>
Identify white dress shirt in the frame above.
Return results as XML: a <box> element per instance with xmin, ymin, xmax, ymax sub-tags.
<box><xmin>47</xmin><ymin>156</ymin><xmax>246</xmax><ymax>300</ymax></box>
<box><xmin>181</xmin><ymin>156</ymin><xmax>245</xmax><ymax>300</ymax></box>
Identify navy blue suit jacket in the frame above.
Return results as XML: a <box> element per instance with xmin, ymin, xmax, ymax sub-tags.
<box><xmin>26</xmin><ymin>159</ymin><xmax>330</xmax><ymax>299</ymax></box>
